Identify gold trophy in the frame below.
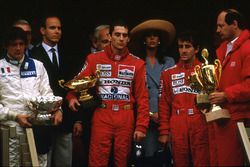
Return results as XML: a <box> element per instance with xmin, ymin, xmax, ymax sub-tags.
<box><xmin>188</xmin><ymin>48</ymin><xmax>230</xmax><ymax>122</ymax></box>
<box><xmin>188</xmin><ymin>65</ymin><xmax>210</xmax><ymax>108</ymax></box>
<box><xmin>59</xmin><ymin>71</ymin><xmax>100</xmax><ymax>103</ymax></box>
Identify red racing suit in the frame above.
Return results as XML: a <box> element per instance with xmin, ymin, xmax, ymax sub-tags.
<box><xmin>67</xmin><ymin>45</ymin><xmax>149</xmax><ymax>167</ymax></box>
<box><xmin>158</xmin><ymin>59</ymin><xmax>209</xmax><ymax>166</ymax></box>
<box><xmin>208</xmin><ymin>29</ymin><xmax>250</xmax><ymax>166</ymax></box>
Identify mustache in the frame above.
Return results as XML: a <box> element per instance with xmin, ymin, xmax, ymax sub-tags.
<box><xmin>180</xmin><ymin>54</ymin><xmax>188</xmax><ymax>56</ymax></box>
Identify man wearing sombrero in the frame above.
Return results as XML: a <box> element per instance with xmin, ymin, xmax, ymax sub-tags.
<box><xmin>129</xmin><ymin>19</ymin><xmax>175</xmax><ymax>166</ymax></box>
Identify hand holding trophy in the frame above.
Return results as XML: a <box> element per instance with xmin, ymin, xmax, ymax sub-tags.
<box><xmin>59</xmin><ymin>70</ymin><xmax>101</xmax><ymax>108</ymax></box>
<box><xmin>187</xmin><ymin>48</ymin><xmax>230</xmax><ymax>122</ymax></box>
<box><xmin>27</xmin><ymin>96</ymin><xmax>63</xmax><ymax>125</ymax></box>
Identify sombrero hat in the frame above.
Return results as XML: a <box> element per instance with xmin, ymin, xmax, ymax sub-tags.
<box><xmin>129</xmin><ymin>19</ymin><xmax>176</xmax><ymax>53</ymax></box>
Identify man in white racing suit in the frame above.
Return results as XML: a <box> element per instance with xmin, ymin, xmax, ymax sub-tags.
<box><xmin>0</xmin><ymin>27</ymin><xmax>62</xmax><ymax>166</ymax></box>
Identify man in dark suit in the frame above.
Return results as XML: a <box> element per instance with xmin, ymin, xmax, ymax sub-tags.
<box><xmin>31</xmin><ymin>14</ymin><xmax>81</xmax><ymax>167</ymax></box>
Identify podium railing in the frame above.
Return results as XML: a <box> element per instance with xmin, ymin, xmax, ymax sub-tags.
<box><xmin>0</xmin><ymin>124</ymin><xmax>39</xmax><ymax>166</ymax></box>
<box><xmin>237</xmin><ymin>122</ymin><xmax>250</xmax><ymax>164</ymax></box>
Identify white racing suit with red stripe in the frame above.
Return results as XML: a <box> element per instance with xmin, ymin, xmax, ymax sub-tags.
<box><xmin>67</xmin><ymin>45</ymin><xmax>149</xmax><ymax>167</ymax></box>
<box><xmin>158</xmin><ymin>59</ymin><xmax>209</xmax><ymax>166</ymax></box>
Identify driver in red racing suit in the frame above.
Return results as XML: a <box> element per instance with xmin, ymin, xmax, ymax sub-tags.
<box><xmin>67</xmin><ymin>21</ymin><xmax>149</xmax><ymax>167</ymax></box>
<box><xmin>158</xmin><ymin>31</ymin><xmax>209</xmax><ymax>166</ymax></box>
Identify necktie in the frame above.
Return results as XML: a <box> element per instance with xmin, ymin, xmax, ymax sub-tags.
<box><xmin>50</xmin><ymin>48</ymin><xmax>58</xmax><ymax>68</ymax></box>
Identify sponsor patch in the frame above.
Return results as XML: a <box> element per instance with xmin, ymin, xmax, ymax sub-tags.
<box><xmin>171</xmin><ymin>73</ymin><xmax>185</xmax><ymax>80</ymax></box>
<box><xmin>188</xmin><ymin>109</ymin><xmax>194</xmax><ymax>115</ymax></box>
<box><xmin>118</xmin><ymin>65</ymin><xmax>135</xmax><ymax>79</ymax></box>
<box><xmin>100</xmin><ymin>71</ymin><xmax>112</xmax><ymax>77</ymax></box>
<box><xmin>230</xmin><ymin>61</ymin><xmax>236</xmax><ymax>67</ymax></box>
<box><xmin>99</xmin><ymin>78</ymin><xmax>132</xmax><ymax>87</ymax></box>
<box><xmin>114</xmin><ymin>55</ymin><xmax>121</xmax><ymax>61</ymax></box>
<box><xmin>20</xmin><ymin>71</ymin><xmax>37</xmax><ymax>77</ymax></box>
<box><xmin>100</xmin><ymin>94</ymin><xmax>129</xmax><ymax>100</ymax></box>
<box><xmin>24</xmin><ymin>62</ymin><xmax>29</xmax><ymax>70</ymax></box>
<box><xmin>172</xmin><ymin>79</ymin><xmax>185</xmax><ymax>87</ymax></box>
<box><xmin>173</xmin><ymin>85</ymin><xmax>199</xmax><ymax>95</ymax></box>
<box><xmin>96</xmin><ymin>64</ymin><xmax>112</xmax><ymax>71</ymax></box>
<box><xmin>98</xmin><ymin>86</ymin><xmax>130</xmax><ymax>100</ymax></box>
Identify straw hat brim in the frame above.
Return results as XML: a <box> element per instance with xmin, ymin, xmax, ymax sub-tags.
<box><xmin>129</xmin><ymin>19</ymin><xmax>176</xmax><ymax>53</ymax></box>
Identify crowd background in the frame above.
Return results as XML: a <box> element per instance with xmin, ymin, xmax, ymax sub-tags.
<box><xmin>0</xmin><ymin>0</ymin><xmax>249</xmax><ymax>65</ymax></box>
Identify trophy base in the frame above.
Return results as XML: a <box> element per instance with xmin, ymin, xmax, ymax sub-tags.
<box><xmin>205</xmin><ymin>107</ymin><xmax>230</xmax><ymax>123</ymax></box>
<box><xmin>28</xmin><ymin>114</ymin><xmax>52</xmax><ymax>126</ymax></box>
<box><xmin>79</xmin><ymin>93</ymin><xmax>102</xmax><ymax>109</ymax></box>
<box><xmin>196</xmin><ymin>93</ymin><xmax>210</xmax><ymax>109</ymax></box>
<box><xmin>79</xmin><ymin>95</ymin><xmax>93</xmax><ymax>102</ymax></box>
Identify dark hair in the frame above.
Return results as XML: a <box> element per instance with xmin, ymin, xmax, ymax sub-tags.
<box><xmin>40</xmin><ymin>14</ymin><xmax>61</xmax><ymax>28</ymax></box>
<box><xmin>223</xmin><ymin>9</ymin><xmax>246</xmax><ymax>29</ymax></box>
<box><xmin>4</xmin><ymin>27</ymin><xmax>28</xmax><ymax>47</ymax></box>
<box><xmin>109</xmin><ymin>20</ymin><xmax>129</xmax><ymax>35</ymax></box>
<box><xmin>177</xmin><ymin>31</ymin><xmax>200</xmax><ymax>49</ymax></box>
<box><xmin>138</xmin><ymin>30</ymin><xmax>165</xmax><ymax>64</ymax></box>
<box><xmin>144</xmin><ymin>30</ymin><xmax>161</xmax><ymax>38</ymax></box>
<box><xmin>142</xmin><ymin>47</ymin><xmax>166</xmax><ymax>65</ymax></box>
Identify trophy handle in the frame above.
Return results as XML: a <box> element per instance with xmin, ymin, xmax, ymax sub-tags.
<box><xmin>214</xmin><ymin>59</ymin><xmax>222</xmax><ymax>86</ymax></box>
<box><xmin>194</xmin><ymin>65</ymin><xmax>204</xmax><ymax>88</ymax></box>
<box><xmin>95</xmin><ymin>70</ymin><xmax>100</xmax><ymax>78</ymax></box>
<box><xmin>201</xmin><ymin>48</ymin><xmax>209</xmax><ymax>65</ymax></box>
<box><xmin>58</xmin><ymin>80</ymin><xmax>65</xmax><ymax>88</ymax></box>
<box><xmin>27</xmin><ymin>101</ymin><xmax>38</xmax><ymax>112</ymax></box>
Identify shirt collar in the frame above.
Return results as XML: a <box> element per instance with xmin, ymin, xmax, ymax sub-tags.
<box><xmin>225</xmin><ymin>37</ymin><xmax>239</xmax><ymax>56</ymax></box>
<box><xmin>228</xmin><ymin>37</ymin><xmax>239</xmax><ymax>45</ymax></box>
<box><xmin>42</xmin><ymin>42</ymin><xmax>58</xmax><ymax>53</ymax></box>
<box><xmin>6</xmin><ymin>54</ymin><xmax>25</xmax><ymax>66</ymax></box>
<box><xmin>104</xmin><ymin>44</ymin><xmax>129</xmax><ymax>61</ymax></box>
<box><xmin>178</xmin><ymin>58</ymin><xmax>201</xmax><ymax>69</ymax></box>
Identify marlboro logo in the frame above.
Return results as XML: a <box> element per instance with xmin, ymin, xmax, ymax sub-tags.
<box><xmin>171</xmin><ymin>73</ymin><xmax>185</xmax><ymax>80</ymax></box>
<box><xmin>118</xmin><ymin>65</ymin><xmax>135</xmax><ymax>79</ymax></box>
